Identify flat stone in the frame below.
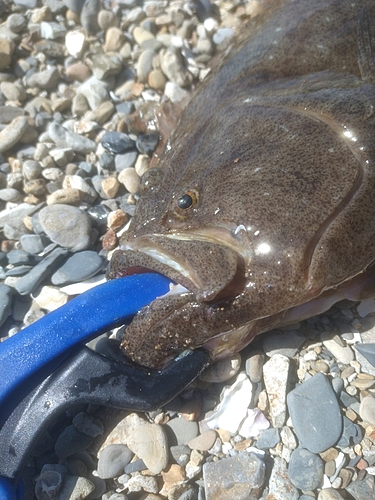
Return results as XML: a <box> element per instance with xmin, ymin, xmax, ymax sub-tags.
<box><xmin>261</xmin><ymin>330</ymin><xmax>306</xmax><ymax>357</ymax></box>
<box><xmin>287</xmin><ymin>373</ymin><xmax>342</xmax><ymax>453</ymax></box>
<box><xmin>164</xmin><ymin>418</ymin><xmax>199</xmax><ymax>446</ymax></box>
<box><xmin>14</xmin><ymin>247</ymin><xmax>68</xmax><ymax>295</ymax></box>
<box><xmin>188</xmin><ymin>430</ymin><xmax>217</xmax><ymax>451</ymax></box>
<box><xmin>359</xmin><ymin>396</ymin><xmax>375</xmax><ymax>425</ymax></box>
<box><xmin>322</xmin><ymin>335</ymin><xmax>354</xmax><ymax>364</ymax></box>
<box><xmin>127</xmin><ymin>422</ymin><xmax>169</xmax><ymax>474</ymax></box>
<box><xmin>263</xmin><ymin>354</ymin><xmax>290</xmax><ymax>428</ymax></box>
<box><xmin>355</xmin><ymin>343</ymin><xmax>375</xmax><ymax>367</ymax></box>
<box><xmin>97</xmin><ymin>444</ymin><xmax>133</xmax><ymax>479</ymax></box>
<box><xmin>38</xmin><ymin>204</ymin><xmax>92</xmax><ymax>252</ymax></box>
<box><xmin>288</xmin><ymin>448</ymin><xmax>324</xmax><ymax>490</ymax></box>
<box><xmin>345</xmin><ymin>474</ymin><xmax>375</xmax><ymax>499</ymax></box>
<box><xmin>0</xmin><ymin>116</ymin><xmax>29</xmax><ymax>153</ymax></box>
<box><xmin>318</xmin><ymin>489</ymin><xmax>345</xmax><ymax>500</ymax></box>
<box><xmin>51</xmin><ymin>251</ymin><xmax>102</xmax><ymax>285</ymax></box>
<box><xmin>203</xmin><ymin>452</ymin><xmax>265</xmax><ymax>500</ymax></box>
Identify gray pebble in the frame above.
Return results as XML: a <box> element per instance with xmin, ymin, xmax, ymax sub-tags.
<box><xmin>0</xmin><ymin>106</ymin><xmax>25</xmax><ymax>125</ymax></box>
<box><xmin>38</xmin><ymin>204</ymin><xmax>92</xmax><ymax>252</ymax></box>
<box><xmin>164</xmin><ymin>418</ymin><xmax>199</xmax><ymax>446</ymax></box>
<box><xmin>80</xmin><ymin>0</ymin><xmax>100</xmax><ymax>34</ymax></box>
<box><xmin>6</xmin><ymin>265</ymin><xmax>33</xmax><ymax>277</ymax></box>
<box><xmin>22</xmin><ymin>159</ymin><xmax>42</xmax><ymax>180</ymax></box>
<box><xmin>0</xmin><ymin>283</ymin><xmax>12</xmax><ymax>328</ymax></box>
<box><xmin>72</xmin><ymin>411</ymin><xmax>103</xmax><ymax>437</ymax></box>
<box><xmin>97</xmin><ymin>444</ymin><xmax>134</xmax><ymax>479</ymax></box>
<box><xmin>287</xmin><ymin>373</ymin><xmax>342</xmax><ymax>453</ymax></box>
<box><xmin>337</xmin><ymin>416</ymin><xmax>363</xmax><ymax>447</ymax></box>
<box><xmin>7</xmin><ymin>249</ymin><xmax>30</xmax><ymax>265</ymax></box>
<box><xmin>255</xmin><ymin>428</ymin><xmax>280</xmax><ymax>450</ymax></box>
<box><xmin>14</xmin><ymin>247</ymin><xmax>68</xmax><ymax>295</ymax></box>
<box><xmin>51</xmin><ymin>251</ymin><xmax>102</xmax><ymax>285</ymax></box>
<box><xmin>137</xmin><ymin>49</ymin><xmax>157</xmax><ymax>83</ymax></box>
<box><xmin>0</xmin><ymin>188</ymin><xmax>22</xmax><ymax>202</ymax></box>
<box><xmin>345</xmin><ymin>474</ymin><xmax>375</xmax><ymax>499</ymax></box>
<box><xmin>288</xmin><ymin>448</ymin><xmax>324</xmax><ymax>491</ymax></box>
<box><xmin>78</xmin><ymin>76</ymin><xmax>109</xmax><ymax>110</ymax></box>
<box><xmin>26</xmin><ymin>67</ymin><xmax>60</xmax><ymax>90</ymax></box>
<box><xmin>6</xmin><ymin>13</ymin><xmax>27</xmax><ymax>33</ymax></box>
<box><xmin>115</xmin><ymin>151</ymin><xmax>138</xmax><ymax>171</ymax></box>
<box><xmin>55</xmin><ymin>425</ymin><xmax>93</xmax><ymax>458</ymax></box>
<box><xmin>124</xmin><ymin>459</ymin><xmax>146</xmax><ymax>474</ymax></box>
<box><xmin>261</xmin><ymin>329</ymin><xmax>306</xmax><ymax>357</ymax></box>
<box><xmin>331</xmin><ymin>376</ymin><xmax>344</xmax><ymax>394</ymax></box>
<box><xmin>0</xmin><ymin>116</ymin><xmax>29</xmax><ymax>153</ymax></box>
<box><xmin>178</xmin><ymin>489</ymin><xmax>198</xmax><ymax>500</ymax></box>
<box><xmin>170</xmin><ymin>444</ymin><xmax>191</xmax><ymax>466</ymax></box>
<box><xmin>48</xmin><ymin>122</ymin><xmax>96</xmax><ymax>154</ymax></box>
<box><xmin>92</xmin><ymin>53</ymin><xmax>123</xmax><ymax>80</ymax></box>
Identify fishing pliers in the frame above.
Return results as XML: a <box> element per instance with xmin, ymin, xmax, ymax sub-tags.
<box><xmin>0</xmin><ymin>273</ymin><xmax>210</xmax><ymax>500</ymax></box>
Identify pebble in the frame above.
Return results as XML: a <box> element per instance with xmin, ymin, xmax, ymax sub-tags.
<box><xmin>202</xmin><ymin>452</ymin><xmax>265</xmax><ymax>500</ymax></box>
<box><xmin>164</xmin><ymin>419</ymin><xmax>199</xmax><ymax>447</ymax></box>
<box><xmin>0</xmin><ymin>116</ymin><xmax>29</xmax><ymax>153</ymax></box>
<box><xmin>0</xmin><ymin>283</ymin><xmax>12</xmax><ymax>328</ymax></box>
<box><xmin>263</xmin><ymin>354</ymin><xmax>290</xmax><ymax>428</ymax></box>
<box><xmin>288</xmin><ymin>448</ymin><xmax>324</xmax><ymax>490</ymax></box>
<box><xmin>102</xmin><ymin>131</ymin><xmax>136</xmax><ymax>155</ymax></box>
<box><xmin>188</xmin><ymin>430</ymin><xmax>217</xmax><ymax>451</ymax></box>
<box><xmin>48</xmin><ymin>122</ymin><xmax>96</xmax><ymax>154</ymax></box>
<box><xmin>199</xmin><ymin>353</ymin><xmax>241</xmax><ymax>383</ymax></box>
<box><xmin>359</xmin><ymin>396</ymin><xmax>375</xmax><ymax>425</ymax></box>
<box><xmin>33</xmin><ymin>285</ymin><xmax>69</xmax><ymax>311</ymax></box>
<box><xmin>0</xmin><ymin>38</ymin><xmax>14</xmax><ymax>70</ymax></box>
<box><xmin>287</xmin><ymin>373</ymin><xmax>342</xmax><ymax>453</ymax></box>
<box><xmin>14</xmin><ymin>247</ymin><xmax>68</xmax><ymax>295</ymax></box>
<box><xmin>37</xmin><ymin>204</ymin><xmax>91</xmax><ymax>252</ymax></box>
<box><xmin>261</xmin><ymin>330</ymin><xmax>306</xmax><ymax>357</ymax></box>
<box><xmin>115</xmin><ymin>151</ymin><xmax>138</xmax><ymax>171</ymax></box>
<box><xmin>127</xmin><ymin>423</ymin><xmax>169</xmax><ymax>474</ymax></box>
<box><xmin>118</xmin><ymin>168</ymin><xmax>140</xmax><ymax>194</ymax></box>
<box><xmin>97</xmin><ymin>444</ymin><xmax>134</xmax><ymax>479</ymax></box>
<box><xmin>51</xmin><ymin>251</ymin><xmax>102</xmax><ymax>285</ymax></box>
<box><xmin>136</xmin><ymin>133</ymin><xmax>159</xmax><ymax>155</ymax></box>
<box><xmin>322</xmin><ymin>335</ymin><xmax>354</xmax><ymax>364</ymax></box>
<box><xmin>255</xmin><ymin>427</ymin><xmax>280</xmax><ymax>450</ymax></box>
<box><xmin>55</xmin><ymin>425</ymin><xmax>93</xmax><ymax>458</ymax></box>
<box><xmin>245</xmin><ymin>351</ymin><xmax>265</xmax><ymax>383</ymax></box>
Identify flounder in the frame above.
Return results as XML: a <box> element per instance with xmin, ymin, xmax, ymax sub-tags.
<box><xmin>108</xmin><ymin>0</ymin><xmax>375</xmax><ymax>368</ymax></box>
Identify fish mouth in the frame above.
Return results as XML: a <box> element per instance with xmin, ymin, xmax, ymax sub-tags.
<box><xmin>108</xmin><ymin>229</ymin><xmax>249</xmax><ymax>303</ymax></box>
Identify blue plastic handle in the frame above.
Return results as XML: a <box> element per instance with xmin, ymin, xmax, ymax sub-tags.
<box><xmin>0</xmin><ymin>273</ymin><xmax>171</xmax><ymax>413</ymax></box>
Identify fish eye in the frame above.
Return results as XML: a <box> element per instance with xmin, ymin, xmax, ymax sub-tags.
<box><xmin>176</xmin><ymin>190</ymin><xmax>198</xmax><ymax>212</ymax></box>
<box><xmin>178</xmin><ymin>194</ymin><xmax>193</xmax><ymax>209</ymax></box>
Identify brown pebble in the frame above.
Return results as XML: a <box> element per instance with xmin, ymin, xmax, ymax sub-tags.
<box><xmin>47</xmin><ymin>188</ymin><xmax>83</xmax><ymax>206</ymax></box>
<box><xmin>346</xmin><ymin>408</ymin><xmax>357</xmax><ymax>422</ymax></box>
<box><xmin>179</xmin><ymin>399</ymin><xmax>202</xmax><ymax>421</ymax></box>
<box><xmin>216</xmin><ymin>428</ymin><xmax>231</xmax><ymax>443</ymax></box>
<box><xmin>338</xmin><ymin>468</ymin><xmax>353</xmax><ymax>489</ymax></box>
<box><xmin>350</xmin><ymin>379</ymin><xmax>375</xmax><ymax>390</ymax></box>
<box><xmin>148</xmin><ymin>69</ymin><xmax>167</xmax><ymax>91</ymax></box>
<box><xmin>102</xmin><ymin>228</ymin><xmax>118</xmax><ymax>251</ymax></box>
<box><xmin>1</xmin><ymin>240</ymin><xmax>17</xmax><ymax>252</ymax></box>
<box><xmin>23</xmin><ymin>179</ymin><xmax>47</xmax><ymax>196</ymax></box>
<box><xmin>102</xmin><ymin>177</ymin><xmax>120</xmax><ymax>199</ymax></box>
<box><xmin>234</xmin><ymin>438</ymin><xmax>253</xmax><ymax>451</ymax></box>
<box><xmin>131</xmin><ymin>82</ymin><xmax>145</xmax><ymax>97</ymax></box>
<box><xmin>104</xmin><ymin>27</ymin><xmax>125</xmax><ymax>52</ymax></box>
<box><xmin>320</xmin><ymin>447</ymin><xmax>339</xmax><ymax>462</ymax></box>
<box><xmin>324</xmin><ymin>459</ymin><xmax>336</xmax><ymax>476</ymax></box>
<box><xmin>117</xmin><ymin>118</ymin><xmax>129</xmax><ymax>133</ymax></box>
<box><xmin>161</xmin><ymin>464</ymin><xmax>186</xmax><ymax>483</ymax></box>
<box><xmin>107</xmin><ymin>209</ymin><xmax>128</xmax><ymax>230</ymax></box>
<box><xmin>66</xmin><ymin>62</ymin><xmax>92</xmax><ymax>82</ymax></box>
<box><xmin>356</xmin><ymin>458</ymin><xmax>369</xmax><ymax>470</ymax></box>
<box><xmin>188</xmin><ymin>430</ymin><xmax>217</xmax><ymax>451</ymax></box>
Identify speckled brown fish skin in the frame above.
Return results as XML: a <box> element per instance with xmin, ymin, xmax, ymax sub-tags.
<box><xmin>108</xmin><ymin>0</ymin><xmax>375</xmax><ymax>368</ymax></box>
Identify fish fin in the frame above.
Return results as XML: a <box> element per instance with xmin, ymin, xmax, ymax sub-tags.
<box><xmin>357</xmin><ymin>5</ymin><xmax>375</xmax><ymax>83</ymax></box>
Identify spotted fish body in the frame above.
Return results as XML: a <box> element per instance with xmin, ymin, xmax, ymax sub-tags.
<box><xmin>108</xmin><ymin>0</ymin><xmax>375</xmax><ymax>368</ymax></box>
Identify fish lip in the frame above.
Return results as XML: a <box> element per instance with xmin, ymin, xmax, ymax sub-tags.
<box><xmin>114</xmin><ymin>229</ymin><xmax>249</xmax><ymax>302</ymax></box>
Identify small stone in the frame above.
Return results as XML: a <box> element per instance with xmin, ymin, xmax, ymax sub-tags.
<box><xmin>107</xmin><ymin>210</ymin><xmax>127</xmax><ymax>230</ymax></box>
<box><xmin>91</xmin><ymin>53</ymin><xmax>123</xmax><ymax>80</ymax></box>
<box><xmin>101</xmin><ymin>177</ymin><xmax>120</xmax><ymax>199</ymax></box>
<box><xmin>20</xmin><ymin>234</ymin><xmax>46</xmax><ymax>254</ymax></box>
<box><xmin>288</xmin><ymin>448</ymin><xmax>324</xmax><ymax>490</ymax></box>
<box><xmin>47</xmin><ymin>188</ymin><xmax>83</xmax><ymax>206</ymax></box>
<box><xmin>35</xmin><ymin>471</ymin><xmax>63</xmax><ymax>500</ymax></box>
<box><xmin>125</xmin><ymin>475</ymin><xmax>159</xmax><ymax>494</ymax></box>
<box><xmin>213</xmin><ymin>27</ymin><xmax>234</xmax><ymax>45</ymax></box>
<box><xmin>66</xmin><ymin>61</ymin><xmax>91</xmax><ymax>82</ymax></box>
<box><xmin>104</xmin><ymin>27</ymin><xmax>125</xmax><ymax>52</ymax></box>
<box><xmin>200</xmin><ymin>353</ymin><xmax>241</xmax><ymax>383</ymax></box>
<box><xmin>161</xmin><ymin>464</ymin><xmax>186</xmax><ymax>483</ymax></box>
<box><xmin>115</xmin><ymin>151</ymin><xmax>138</xmax><ymax>171</ymax></box>
<box><xmin>136</xmin><ymin>132</ymin><xmax>159</xmax><ymax>155</ymax></box>
<box><xmin>48</xmin><ymin>122</ymin><xmax>96</xmax><ymax>154</ymax></box>
<box><xmin>262</xmin><ymin>330</ymin><xmax>306</xmax><ymax>357</ymax></box>
<box><xmin>97</xmin><ymin>444</ymin><xmax>133</xmax><ymax>479</ymax></box>
<box><xmin>320</xmin><ymin>448</ymin><xmax>339</xmax><ymax>462</ymax></box>
<box><xmin>40</xmin><ymin>21</ymin><xmax>67</xmax><ymax>39</ymax></box>
<box><xmin>34</xmin><ymin>285</ymin><xmax>69</xmax><ymax>311</ymax></box>
<box><xmin>170</xmin><ymin>445</ymin><xmax>191</xmax><ymax>467</ymax></box>
<box><xmin>164</xmin><ymin>418</ymin><xmax>199</xmax><ymax>446</ymax></box>
<box><xmin>160</xmin><ymin>47</ymin><xmax>193</xmax><ymax>88</ymax></box>
<box><xmin>345</xmin><ymin>474</ymin><xmax>375</xmax><ymax>499</ymax></box>
<box><xmin>359</xmin><ymin>396</ymin><xmax>375</xmax><ymax>425</ymax></box>
<box><xmin>127</xmin><ymin>422</ymin><xmax>169</xmax><ymax>474</ymax></box>
<box><xmin>58</xmin><ymin>475</ymin><xmax>95</xmax><ymax>500</ymax></box>
<box><xmin>287</xmin><ymin>373</ymin><xmax>342</xmax><ymax>453</ymax></box>
<box><xmin>51</xmin><ymin>251</ymin><xmax>103</xmax><ymax>285</ymax></box>
<box><xmin>78</xmin><ymin>77</ymin><xmax>109</xmax><ymax>110</ymax></box>
<box><xmin>325</xmin><ymin>459</ymin><xmax>336</xmax><ymax>476</ymax></box>
<box><xmin>0</xmin><ymin>116</ymin><xmax>29</xmax><ymax>153</ymax></box>
<box><xmin>26</xmin><ymin>67</ymin><xmax>60</xmax><ymax>90</ymax></box>
<box><xmin>318</xmin><ymin>488</ymin><xmax>345</xmax><ymax>500</ymax></box>
<box><xmin>179</xmin><ymin>398</ymin><xmax>202</xmax><ymax>421</ymax></box>
<box><xmin>98</xmin><ymin>10</ymin><xmax>119</xmax><ymax>30</ymax></box>
<box><xmin>263</xmin><ymin>354</ymin><xmax>290</xmax><ymax>428</ymax></box>
<box><xmin>102</xmin><ymin>228</ymin><xmax>117</xmax><ymax>251</ymax></box>
<box><xmin>148</xmin><ymin>69</ymin><xmax>167</xmax><ymax>90</ymax></box>
<box><xmin>188</xmin><ymin>430</ymin><xmax>217</xmax><ymax>451</ymax></box>
<box><xmin>80</xmin><ymin>0</ymin><xmax>100</xmax><ymax>34</ymax></box>
<box><xmin>38</xmin><ymin>204</ymin><xmax>92</xmax><ymax>252</ymax></box>
<box><xmin>137</xmin><ymin>49</ymin><xmax>157</xmax><ymax>83</ymax></box>
<box><xmin>6</xmin><ymin>13</ymin><xmax>27</xmax><ymax>33</ymax></box>
<box><xmin>133</xmin><ymin>26</ymin><xmax>155</xmax><ymax>47</ymax></box>
<box><xmin>0</xmin><ymin>38</ymin><xmax>14</xmax><ymax>70</ymax></box>
<box><xmin>14</xmin><ymin>247</ymin><xmax>68</xmax><ymax>296</ymax></box>
<box><xmin>90</xmin><ymin>101</ymin><xmax>115</xmax><ymax>125</ymax></box>
<box><xmin>0</xmin><ymin>284</ymin><xmax>12</xmax><ymax>328</ymax></box>
<box><xmin>134</xmin><ymin>154</ymin><xmax>150</xmax><ymax>177</ymax></box>
<box><xmin>118</xmin><ymin>168</ymin><xmax>140</xmax><ymax>194</ymax></box>
<box><xmin>256</xmin><ymin>428</ymin><xmax>280</xmax><ymax>450</ymax></box>
<box><xmin>55</xmin><ymin>425</ymin><xmax>93</xmax><ymax>458</ymax></box>
<box><xmin>1</xmin><ymin>82</ymin><xmax>26</xmax><ymax>102</ymax></box>
<box><xmin>245</xmin><ymin>351</ymin><xmax>264</xmax><ymax>383</ymax></box>
<box><xmin>102</xmin><ymin>131</ymin><xmax>136</xmax><ymax>154</ymax></box>
<box><xmin>203</xmin><ymin>452</ymin><xmax>265</xmax><ymax>500</ymax></box>
<box><xmin>322</xmin><ymin>335</ymin><xmax>354</xmax><ymax>364</ymax></box>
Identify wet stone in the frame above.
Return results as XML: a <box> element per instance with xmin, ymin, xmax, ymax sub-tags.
<box><xmin>288</xmin><ymin>448</ymin><xmax>324</xmax><ymax>490</ymax></box>
<box><xmin>51</xmin><ymin>251</ymin><xmax>102</xmax><ymax>285</ymax></box>
<box><xmin>136</xmin><ymin>132</ymin><xmax>159</xmax><ymax>155</ymax></box>
<box><xmin>203</xmin><ymin>452</ymin><xmax>265</xmax><ymax>500</ymax></box>
<box><xmin>287</xmin><ymin>373</ymin><xmax>342</xmax><ymax>453</ymax></box>
<box><xmin>101</xmin><ymin>131</ymin><xmax>136</xmax><ymax>154</ymax></box>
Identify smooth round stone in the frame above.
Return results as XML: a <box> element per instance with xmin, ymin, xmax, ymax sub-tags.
<box><xmin>359</xmin><ymin>396</ymin><xmax>375</xmax><ymax>425</ymax></box>
<box><xmin>0</xmin><ymin>38</ymin><xmax>14</xmax><ymax>71</ymax></box>
<box><xmin>66</xmin><ymin>61</ymin><xmax>91</xmax><ymax>82</ymax></box>
<box><xmin>6</xmin><ymin>13</ymin><xmax>27</xmax><ymax>33</ymax></box>
<box><xmin>38</xmin><ymin>204</ymin><xmax>92</xmax><ymax>252</ymax></box>
<box><xmin>118</xmin><ymin>168</ymin><xmax>140</xmax><ymax>194</ymax></box>
<box><xmin>127</xmin><ymin>423</ymin><xmax>169</xmax><ymax>474</ymax></box>
<box><xmin>51</xmin><ymin>251</ymin><xmax>103</xmax><ymax>285</ymax></box>
<box><xmin>97</xmin><ymin>444</ymin><xmax>134</xmax><ymax>479</ymax></box>
<box><xmin>0</xmin><ymin>188</ymin><xmax>22</xmax><ymax>202</ymax></box>
<box><xmin>47</xmin><ymin>188</ymin><xmax>83</xmax><ymax>206</ymax></box>
<box><xmin>287</xmin><ymin>373</ymin><xmax>342</xmax><ymax>453</ymax></box>
<box><xmin>0</xmin><ymin>116</ymin><xmax>28</xmax><ymax>153</ymax></box>
<box><xmin>1</xmin><ymin>81</ymin><xmax>26</xmax><ymax>101</ymax></box>
<box><xmin>164</xmin><ymin>418</ymin><xmax>199</xmax><ymax>446</ymax></box>
<box><xmin>22</xmin><ymin>159</ymin><xmax>42</xmax><ymax>180</ymax></box>
<box><xmin>245</xmin><ymin>351</ymin><xmax>265</xmax><ymax>383</ymax></box>
<box><xmin>115</xmin><ymin>151</ymin><xmax>138</xmax><ymax>171</ymax></box>
<box><xmin>101</xmin><ymin>131</ymin><xmax>136</xmax><ymax>154</ymax></box>
<box><xmin>0</xmin><ymin>283</ymin><xmax>12</xmax><ymax>328</ymax></box>
<box><xmin>199</xmin><ymin>353</ymin><xmax>241</xmax><ymax>383</ymax></box>
<box><xmin>148</xmin><ymin>69</ymin><xmax>167</xmax><ymax>90</ymax></box>
<box><xmin>98</xmin><ymin>9</ymin><xmax>119</xmax><ymax>30</ymax></box>
<box><xmin>134</xmin><ymin>154</ymin><xmax>150</xmax><ymax>177</ymax></box>
<box><xmin>137</xmin><ymin>49</ymin><xmax>157</xmax><ymax>83</ymax></box>
<box><xmin>136</xmin><ymin>132</ymin><xmax>159</xmax><ymax>155</ymax></box>
<box><xmin>288</xmin><ymin>448</ymin><xmax>324</xmax><ymax>490</ymax></box>
<box><xmin>318</xmin><ymin>489</ymin><xmax>345</xmax><ymax>500</ymax></box>
<box><xmin>26</xmin><ymin>67</ymin><xmax>60</xmax><ymax>90</ymax></box>
<box><xmin>104</xmin><ymin>27</ymin><xmax>126</xmax><ymax>52</ymax></box>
